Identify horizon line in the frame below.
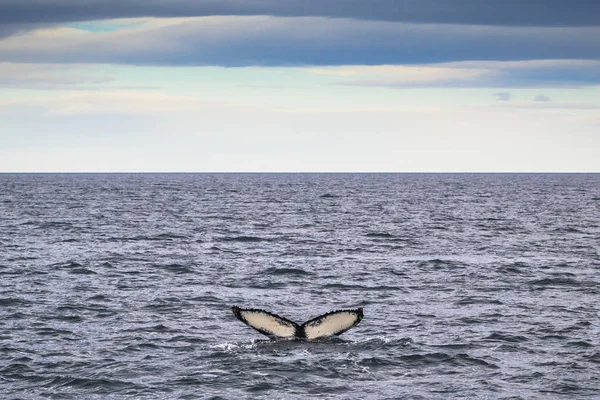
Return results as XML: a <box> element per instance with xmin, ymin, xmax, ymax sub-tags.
<box><xmin>1</xmin><ymin>171</ymin><xmax>599</xmax><ymax>174</ymax></box>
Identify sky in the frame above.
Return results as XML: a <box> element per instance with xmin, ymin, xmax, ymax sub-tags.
<box><xmin>1</xmin><ymin>0</ymin><xmax>599</xmax><ymax>172</ymax></box>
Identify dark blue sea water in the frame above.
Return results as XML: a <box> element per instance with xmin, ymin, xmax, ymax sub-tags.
<box><xmin>1</xmin><ymin>173</ymin><xmax>599</xmax><ymax>399</ymax></box>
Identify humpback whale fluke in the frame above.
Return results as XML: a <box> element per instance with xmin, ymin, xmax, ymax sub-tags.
<box><xmin>231</xmin><ymin>306</ymin><xmax>364</xmax><ymax>339</ymax></box>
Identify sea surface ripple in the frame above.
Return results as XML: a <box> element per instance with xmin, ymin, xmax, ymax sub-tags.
<box><xmin>0</xmin><ymin>173</ymin><xmax>599</xmax><ymax>399</ymax></box>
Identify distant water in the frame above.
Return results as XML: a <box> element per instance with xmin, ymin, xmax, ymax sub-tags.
<box><xmin>1</xmin><ymin>173</ymin><xmax>599</xmax><ymax>399</ymax></box>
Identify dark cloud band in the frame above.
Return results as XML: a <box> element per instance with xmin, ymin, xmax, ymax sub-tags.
<box><xmin>0</xmin><ymin>0</ymin><xmax>598</xmax><ymax>27</ymax></box>
<box><xmin>1</xmin><ymin>17</ymin><xmax>598</xmax><ymax>67</ymax></box>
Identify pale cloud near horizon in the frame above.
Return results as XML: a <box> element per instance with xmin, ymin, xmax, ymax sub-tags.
<box><xmin>3</xmin><ymin>60</ymin><xmax>600</xmax><ymax>92</ymax></box>
<box><xmin>308</xmin><ymin>65</ymin><xmax>487</xmax><ymax>87</ymax></box>
<box><xmin>0</xmin><ymin>62</ymin><xmax>115</xmax><ymax>88</ymax></box>
<box><xmin>493</xmin><ymin>92</ymin><xmax>512</xmax><ymax>101</ymax></box>
<box><xmin>309</xmin><ymin>60</ymin><xmax>600</xmax><ymax>89</ymax></box>
<box><xmin>2</xmin><ymin>87</ymin><xmax>599</xmax><ymax>172</ymax></box>
<box><xmin>40</xmin><ymin>91</ymin><xmax>199</xmax><ymax>116</ymax></box>
<box><xmin>3</xmin><ymin>83</ymin><xmax>598</xmax><ymax>118</ymax></box>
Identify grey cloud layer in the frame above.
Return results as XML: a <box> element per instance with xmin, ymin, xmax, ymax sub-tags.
<box><xmin>1</xmin><ymin>17</ymin><xmax>599</xmax><ymax>67</ymax></box>
<box><xmin>0</xmin><ymin>22</ymin><xmax>53</xmax><ymax>39</ymax></box>
<box><xmin>0</xmin><ymin>0</ymin><xmax>598</xmax><ymax>27</ymax></box>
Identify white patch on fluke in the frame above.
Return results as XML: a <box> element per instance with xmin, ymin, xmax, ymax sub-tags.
<box><xmin>233</xmin><ymin>307</ymin><xmax>297</xmax><ymax>339</ymax></box>
<box><xmin>302</xmin><ymin>311</ymin><xmax>362</xmax><ymax>339</ymax></box>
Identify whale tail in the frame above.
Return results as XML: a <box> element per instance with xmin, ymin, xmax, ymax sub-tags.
<box><xmin>231</xmin><ymin>306</ymin><xmax>363</xmax><ymax>339</ymax></box>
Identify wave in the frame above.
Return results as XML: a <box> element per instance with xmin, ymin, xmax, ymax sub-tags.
<box><xmin>42</xmin><ymin>375</ymin><xmax>133</xmax><ymax>390</ymax></box>
<box><xmin>529</xmin><ymin>277</ymin><xmax>589</xmax><ymax>287</ymax></box>
<box><xmin>36</xmin><ymin>221</ymin><xmax>74</xmax><ymax>229</ymax></box>
<box><xmin>365</xmin><ymin>232</ymin><xmax>395</xmax><ymax>238</ymax></box>
<box><xmin>323</xmin><ymin>283</ymin><xmax>403</xmax><ymax>291</ymax></box>
<box><xmin>383</xmin><ymin>352</ymin><xmax>500</xmax><ymax>369</ymax></box>
<box><xmin>219</xmin><ymin>236</ymin><xmax>270</xmax><ymax>243</ymax></box>
<box><xmin>108</xmin><ymin>233</ymin><xmax>190</xmax><ymax>242</ymax></box>
<box><xmin>455</xmin><ymin>296</ymin><xmax>503</xmax><ymax>305</ymax></box>
<box><xmin>262</xmin><ymin>267</ymin><xmax>312</xmax><ymax>276</ymax></box>
<box><xmin>154</xmin><ymin>263</ymin><xmax>194</xmax><ymax>274</ymax></box>
<box><xmin>0</xmin><ymin>297</ymin><xmax>32</xmax><ymax>306</ymax></box>
<box><xmin>485</xmin><ymin>332</ymin><xmax>529</xmax><ymax>343</ymax></box>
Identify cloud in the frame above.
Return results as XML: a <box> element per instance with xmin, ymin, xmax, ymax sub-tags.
<box><xmin>0</xmin><ymin>0</ymin><xmax>598</xmax><ymax>27</ymax></box>
<box><xmin>0</xmin><ymin>17</ymin><xmax>599</xmax><ymax>67</ymax></box>
<box><xmin>0</xmin><ymin>62</ymin><xmax>116</xmax><ymax>89</ymax></box>
<box><xmin>0</xmin><ymin>89</ymin><xmax>282</xmax><ymax>121</ymax></box>
<box><xmin>0</xmin><ymin>22</ymin><xmax>56</xmax><ymax>39</ymax></box>
<box><xmin>0</xmin><ymin>23</ymin><xmax>28</xmax><ymax>38</ymax></box>
<box><xmin>319</xmin><ymin>65</ymin><xmax>492</xmax><ymax>88</ymax></box>
<box><xmin>0</xmin><ymin>91</ymin><xmax>199</xmax><ymax>116</ymax></box>
<box><xmin>50</xmin><ymin>91</ymin><xmax>199</xmax><ymax>116</ymax></box>
<box><xmin>319</xmin><ymin>60</ymin><xmax>600</xmax><ymax>88</ymax></box>
<box><xmin>495</xmin><ymin>103</ymin><xmax>600</xmax><ymax>110</ymax></box>
<box><xmin>493</xmin><ymin>92</ymin><xmax>512</xmax><ymax>101</ymax></box>
<box><xmin>534</xmin><ymin>95</ymin><xmax>551</xmax><ymax>102</ymax></box>
<box><xmin>2</xmin><ymin>102</ymin><xmax>599</xmax><ymax>172</ymax></box>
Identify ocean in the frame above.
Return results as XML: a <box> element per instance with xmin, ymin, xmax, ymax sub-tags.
<box><xmin>1</xmin><ymin>173</ymin><xmax>599</xmax><ymax>399</ymax></box>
